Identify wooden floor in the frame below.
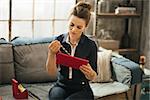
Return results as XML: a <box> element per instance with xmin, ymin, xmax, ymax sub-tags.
<box><xmin>96</xmin><ymin>89</ymin><xmax>132</xmax><ymax>100</ymax></box>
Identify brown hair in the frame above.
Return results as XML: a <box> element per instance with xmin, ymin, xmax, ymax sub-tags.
<box><xmin>70</xmin><ymin>1</ymin><xmax>92</xmax><ymax>26</ymax></box>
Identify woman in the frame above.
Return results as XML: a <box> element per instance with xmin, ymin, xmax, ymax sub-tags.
<box><xmin>46</xmin><ymin>1</ymin><xmax>97</xmax><ymax>100</ymax></box>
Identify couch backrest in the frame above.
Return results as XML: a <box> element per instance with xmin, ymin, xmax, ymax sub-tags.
<box><xmin>0</xmin><ymin>38</ymin><xmax>15</xmax><ymax>84</ymax></box>
<box><xmin>11</xmin><ymin>37</ymin><xmax>56</xmax><ymax>83</ymax></box>
<box><xmin>0</xmin><ymin>36</ymin><xmax>57</xmax><ymax>84</ymax></box>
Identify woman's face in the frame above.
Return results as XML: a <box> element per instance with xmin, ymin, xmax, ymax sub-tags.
<box><xmin>68</xmin><ymin>15</ymin><xmax>86</xmax><ymax>41</ymax></box>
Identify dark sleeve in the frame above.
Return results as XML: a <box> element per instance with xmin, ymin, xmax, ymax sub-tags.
<box><xmin>55</xmin><ymin>34</ymin><xmax>64</xmax><ymax>42</ymax></box>
<box><xmin>88</xmin><ymin>41</ymin><xmax>98</xmax><ymax>74</ymax></box>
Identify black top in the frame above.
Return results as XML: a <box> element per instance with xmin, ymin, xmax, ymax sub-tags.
<box><xmin>56</xmin><ymin>33</ymin><xmax>97</xmax><ymax>89</ymax></box>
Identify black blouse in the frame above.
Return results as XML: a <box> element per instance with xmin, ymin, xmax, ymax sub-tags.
<box><xmin>56</xmin><ymin>33</ymin><xmax>97</xmax><ymax>89</ymax></box>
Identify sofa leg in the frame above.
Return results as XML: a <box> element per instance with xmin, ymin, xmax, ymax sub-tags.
<box><xmin>125</xmin><ymin>92</ymin><xmax>128</xmax><ymax>100</ymax></box>
<box><xmin>134</xmin><ymin>83</ymin><xmax>142</xmax><ymax>100</ymax></box>
<box><xmin>125</xmin><ymin>89</ymin><xmax>132</xmax><ymax>100</ymax></box>
<box><xmin>131</xmin><ymin>83</ymin><xmax>142</xmax><ymax>100</ymax></box>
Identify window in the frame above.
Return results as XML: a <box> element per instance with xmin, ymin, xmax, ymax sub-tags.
<box><xmin>0</xmin><ymin>0</ymin><xmax>9</xmax><ymax>40</ymax></box>
<box><xmin>0</xmin><ymin>0</ymin><xmax>75</xmax><ymax>41</ymax></box>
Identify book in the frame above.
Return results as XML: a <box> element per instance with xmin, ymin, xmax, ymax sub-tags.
<box><xmin>56</xmin><ymin>52</ymin><xmax>89</xmax><ymax>69</ymax></box>
<box><xmin>115</xmin><ymin>7</ymin><xmax>136</xmax><ymax>14</ymax></box>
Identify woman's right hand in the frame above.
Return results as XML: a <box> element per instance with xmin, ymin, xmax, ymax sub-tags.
<box><xmin>48</xmin><ymin>40</ymin><xmax>61</xmax><ymax>54</ymax></box>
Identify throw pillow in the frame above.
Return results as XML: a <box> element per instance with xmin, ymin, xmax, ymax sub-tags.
<box><xmin>93</xmin><ymin>49</ymin><xmax>113</xmax><ymax>82</ymax></box>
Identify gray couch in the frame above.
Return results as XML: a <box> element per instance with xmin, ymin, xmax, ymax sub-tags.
<box><xmin>0</xmin><ymin>37</ymin><xmax>143</xmax><ymax>100</ymax></box>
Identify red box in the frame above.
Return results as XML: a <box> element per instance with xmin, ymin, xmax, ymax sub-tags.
<box><xmin>0</xmin><ymin>96</ymin><xmax>2</xmax><ymax>100</ymax></box>
<box><xmin>56</xmin><ymin>52</ymin><xmax>89</xmax><ymax>69</ymax></box>
<box><xmin>12</xmin><ymin>79</ymin><xmax>28</xmax><ymax>99</ymax></box>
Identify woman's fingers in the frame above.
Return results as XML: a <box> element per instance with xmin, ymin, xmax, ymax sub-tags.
<box><xmin>48</xmin><ymin>40</ymin><xmax>61</xmax><ymax>54</ymax></box>
<box><xmin>79</xmin><ymin>64</ymin><xmax>92</xmax><ymax>76</ymax></box>
<box><xmin>80</xmin><ymin>65</ymin><xmax>90</xmax><ymax>73</ymax></box>
<box><xmin>79</xmin><ymin>64</ymin><xmax>96</xmax><ymax>80</ymax></box>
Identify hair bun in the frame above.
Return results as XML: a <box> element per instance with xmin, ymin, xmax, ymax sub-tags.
<box><xmin>76</xmin><ymin>1</ymin><xmax>91</xmax><ymax>11</ymax></box>
<box><xmin>70</xmin><ymin>1</ymin><xmax>92</xmax><ymax>26</ymax></box>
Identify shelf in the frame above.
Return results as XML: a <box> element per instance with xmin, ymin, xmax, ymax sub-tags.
<box><xmin>97</xmin><ymin>13</ymin><xmax>140</xmax><ymax>18</ymax></box>
<box><xmin>114</xmin><ymin>48</ymin><xmax>137</xmax><ymax>52</ymax></box>
<box><xmin>114</xmin><ymin>48</ymin><xmax>138</xmax><ymax>54</ymax></box>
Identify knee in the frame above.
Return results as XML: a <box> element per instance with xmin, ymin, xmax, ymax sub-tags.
<box><xmin>48</xmin><ymin>87</ymin><xmax>66</xmax><ymax>100</ymax></box>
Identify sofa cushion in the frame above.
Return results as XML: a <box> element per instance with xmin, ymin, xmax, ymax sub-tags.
<box><xmin>1</xmin><ymin>82</ymin><xmax>129</xmax><ymax>100</ymax></box>
<box><xmin>0</xmin><ymin>82</ymin><xmax>53</xmax><ymax>100</ymax></box>
<box><xmin>90</xmin><ymin>81</ymin><xmax>129</xmax><ymax>99</ymax></box>
<box><xmin>0</xmin><ymin>39</ymin><xmax>15</xmax><ymax>84</ymax></box>
<box><xmin>11</xmin><ymin>37</ymin><xmax>56</xmax><ymax>83</ymax></box>
<box><xmin>93</xmin><ymin>49</ymin><xmax>113</xmax><ymax>82</ymax></box>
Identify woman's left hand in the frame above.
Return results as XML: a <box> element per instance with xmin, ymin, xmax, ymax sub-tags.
<box><xmin>79</xmin><ymin>64</ymin><xmax>97</xmax><ymax>81</ymax></box>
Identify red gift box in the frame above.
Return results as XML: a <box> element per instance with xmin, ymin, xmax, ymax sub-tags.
<box><xmin>12</xmin><ymin>79</ymin><xmax>28</xmax><ymax>99</ymax></box>
<box><xmin>56</xmin><ymin>52</ymin><xmax>89</xmax><ymax>69</ymax></box>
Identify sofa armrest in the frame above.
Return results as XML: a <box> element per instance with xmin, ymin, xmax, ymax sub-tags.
<box><xmin>111</xmin><ymin>53</ymin><xmax>143</xmax><ymax>86</ymax></box>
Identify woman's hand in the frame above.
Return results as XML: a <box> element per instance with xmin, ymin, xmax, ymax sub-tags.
<box><xmin>48</xmin><ymin>40</ymin><xmax>61</xmax><ymax>54</ymax></box>
<box><xmin>79</xmin><ymin>64</ymin><xmax>97</xmax><ymax>81</ymax></box>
